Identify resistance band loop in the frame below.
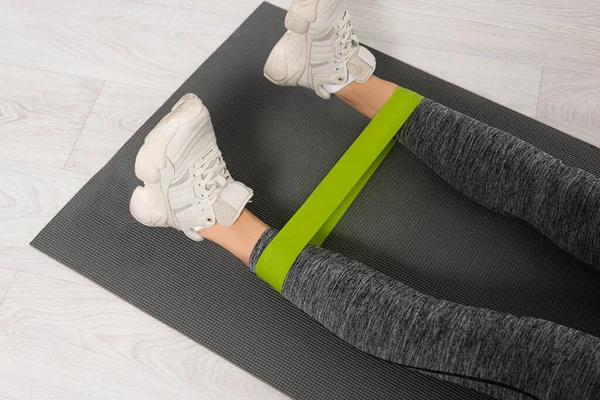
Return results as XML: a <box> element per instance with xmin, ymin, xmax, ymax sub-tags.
<box><xmin>255</xmin><ymin>87</ymin><xmax>424</xmax><ymax>292</ymax></box>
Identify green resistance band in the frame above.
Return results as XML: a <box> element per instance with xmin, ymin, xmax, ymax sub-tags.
<box><xmin>255</xmin><ymin>87</ymin><xmax>424</xmax><ymax>293</ymax></box>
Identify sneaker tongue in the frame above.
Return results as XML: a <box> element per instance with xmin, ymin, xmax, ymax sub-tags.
<box><xmin>212</xmin><ymin>182</ymin><xmax>254</xmax><ymax>227</ymax></box>
<box><xmin>348</xmin><ymin>46</ymin><xmax>376</xmax><ymax>83</ymax></box>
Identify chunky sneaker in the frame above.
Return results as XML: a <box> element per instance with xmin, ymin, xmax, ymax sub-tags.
<box><xmin>264</xmin><ymin>0</ymin><xmax>376</xmax><ymax>99</ymax></box>
<box><xmin>130</xmin><ymin>93</ymin><xmax>253</xmax><ymax>241</ymax></box>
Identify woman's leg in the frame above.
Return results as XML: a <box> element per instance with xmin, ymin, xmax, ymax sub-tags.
<box><xmin>334</xmin><ymin>76</ymin><xmax>398</xmax><ymax>119</ymax></box>
<box><xmin>199</xmin><ymin>209</ymin><xmax>269</xmax><ymax>266</ymax></box>
<box><xmin>201</xmin><ymin>215</ymin><xmax>600</xmax><ymax>400</ymax></box>
<box><xmin>266</xmin><ymin>0</ymin><xmax>600</xmax><ymax>270</ymax></box>
<box><xmin>337</xmin><ymin>79</ymin><xmax>600</xmax><ymax>270</ymax></box>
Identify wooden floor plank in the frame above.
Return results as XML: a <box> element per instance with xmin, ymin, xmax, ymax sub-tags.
<box><xmin>348</xmin><ymin>0</ymin><xmax>600</xmax><ymax>76</ymax></box>
<box><xmin>0</xmin><ymin>158</ymin><xmax>95</xmax><ymax>284</ymax></box>
<box><xmin>64</xmin><ymin>81</ymin><xmax>171</xmax><ymax>175</ymax></box>
<box><xmin>537</xmin><ymin>68</ymin><xmax>600</xmax><ymax>148</ymax></box>
<box><xmin>0</xmin><ymin>64</ymin><xmax>103</xmax><ymax>168</ymax></box>
<box><xmin>0</xmin><ymin>272</ymin><xmax>287</xmax><ymax>400</ymax></box>
<box><xmin>0</xmin><ymin>268</ymin><xmax>16</xmax><ymax>307</ymax></box>
<box><xmin>0</xmin><ymin>0</ymin><xmax>266</xmax><ymax>90</ymax></box>
<box><xmin>391</xmin><ymin>44</ymin><xmax>543</xmax><ymax>117</ymax></box>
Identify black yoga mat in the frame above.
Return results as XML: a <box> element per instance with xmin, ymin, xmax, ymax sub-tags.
<box><xmin>32</xmin><ymin>3</ymin><xmax>600</xmax><ymax>399</ymax></box>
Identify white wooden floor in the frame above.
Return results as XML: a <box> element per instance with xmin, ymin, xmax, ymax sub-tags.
<box><xmin>1</xmin><ymin>0</ymin><xmax>598</xmax><ymax>398</ymax></box>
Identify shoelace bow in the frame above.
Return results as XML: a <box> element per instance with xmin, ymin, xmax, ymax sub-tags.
<box><xmin>192</xmin><ymin>147</ymin><xmax>229</xmax><ymax>208</ymax></box>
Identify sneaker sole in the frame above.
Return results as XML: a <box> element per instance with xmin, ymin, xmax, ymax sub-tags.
<box><xmin>130</xmin><ymin>94</ymin><xmax>203</xmax><ymax>228</ymax></box>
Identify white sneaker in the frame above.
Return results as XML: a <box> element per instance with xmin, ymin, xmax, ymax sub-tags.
<box><xmin>264</xmin><ymin>0</ymin><xmax>376</xmax><ymax>99</ymax></box>
<box><xmin>130</xmin><ymin>93</ymin><xmax>253</xmax><ymax>241</ymax></box>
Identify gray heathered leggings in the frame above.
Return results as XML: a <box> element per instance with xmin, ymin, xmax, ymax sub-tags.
<box><xmin>250</xmin><ymin>99</ymin><xmax>600</xmax><ymax>399</ymax></box>
<box><xmin>400</xmin><ymin>99</ymin><xmax>600</xmax><ymax>270</ymax></box>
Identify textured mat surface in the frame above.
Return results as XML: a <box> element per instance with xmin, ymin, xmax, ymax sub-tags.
<box><xmin>32</xmin><ymin>3</ymin><xmax>600</xmax><ymax>399</ymax></box>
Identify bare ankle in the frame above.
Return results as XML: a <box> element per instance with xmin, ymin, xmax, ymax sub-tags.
<box><xmin>197</xmin><ymin>209</ymin><xmax>270</xmax><ymax>266</ymax></box>
<box><xmin>336</xmin><ymin>76</ymin><xmax>398</xmax><ymax>119</ymax></box>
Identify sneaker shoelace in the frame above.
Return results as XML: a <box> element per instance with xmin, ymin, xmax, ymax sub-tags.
<box><xmin>191</xmin><ymin>147</ymin><xmax>229</xmax><ymax>210</ymax></box>
<box><xmin>336</xmin><ymin>11</ymin><xmax>359</xmax><ymax>65</ymax></box>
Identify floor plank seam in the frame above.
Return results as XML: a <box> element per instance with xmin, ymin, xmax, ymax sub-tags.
<box><xmin>535</xmin><ymin>67</ymin><xmax>545</xmax><ymax>120</ymax></box>
<box><xmin>63</xmin><ymin>80</ymin><xmax>107</xmax><ymax>170</ymax></box>
<box><xmin>0</xmin><ymin>156</ymin><xmax>91</xmax><ymax>177</ymax></box>
<box><xmin>0</xmin><ymin>61</ymin><xmax>106</xmax><ymax>83</ymax></box>
<box><xmin>11</xmin><ymin>267</ymin><xmax>96</xmax><ymax>288</ymax></box>
<box><xmin>0</xmin><ymin>271</ymin><xmax>17</xmax><ymax>310</ymax></box>
<box><xmin>381</xmin><ymin>40</ymin><xmax>594</xmax><ymax>77</ymax></box>
<box><xmin>0</xmin><ymin>61</ymin><xmax>179</xmax><ymax>97</ymax></box>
